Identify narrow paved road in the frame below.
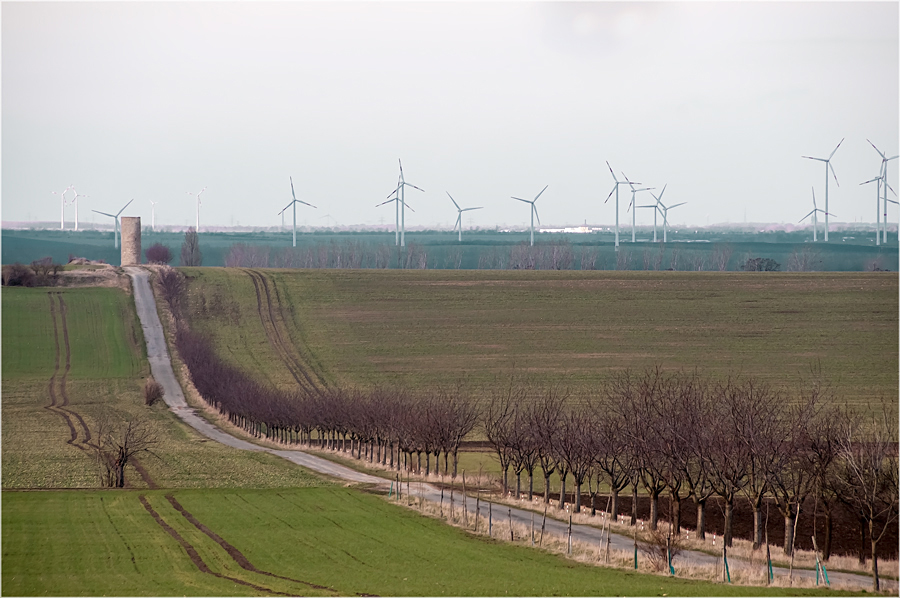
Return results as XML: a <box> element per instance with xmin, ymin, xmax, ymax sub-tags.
<box><xmin>127</xmin><ymin>267</ymin><xmax>893</xmax><ymax>592</ymax></box>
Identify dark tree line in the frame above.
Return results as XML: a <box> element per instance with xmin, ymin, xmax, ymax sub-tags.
<box><xmin>481</xmin><ymin>368</ymin><xmax>897</xmax><ymax>581</ymax></box>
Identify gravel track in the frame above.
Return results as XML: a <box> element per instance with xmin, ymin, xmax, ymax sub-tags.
<box><xmin>126</xmin><ymin>267</ymin><xmax>894</xmax><ymax>593</ymax></box>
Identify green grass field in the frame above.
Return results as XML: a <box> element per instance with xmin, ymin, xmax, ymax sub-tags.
<box><xmin>182</xmin><ymin>268</ymin><xmax>898</xmax><ymax>409</ymax></box>
<box><xmin>1</xmin><ymin>286</ymin><xmax>329</xmax><ymax>489</ymax></box>
<box><xmin>2</xmin><ymin>487</ymin><xmax>855</xmax><ymax>597</ymax></box>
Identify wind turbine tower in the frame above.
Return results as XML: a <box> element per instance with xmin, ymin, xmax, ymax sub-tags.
<box><xmin>799</xmin><ymin>187</ymin><xmax>832</xmax><ymax>242</ymax></box>
<box><xmin>148</xmin><ymin>199</ymin><xmax>158</xmax><ymax>232</ymax></box>
<box><xmin>92</xmin><ymin>199</ymin><xmax>134</xmax><ymax>249</ymax></box>
<box><xmin>802</xmin><ymin>138</ymin><xmax>843</xmax><ymax>242</ymax></box>
<box><xmin>69</xmin><ymin>188</ymin><xmax>88</xmax><ymax>231</ymax></box>
<box><xmin>867</xmin><ymin>139</ymin><xmax>898</xmax><ymax>244</ymax></box>
<box><xmin>447</xmin><ymin>192</ymin><xmax>483</xmax><ymax>242</ymax></box>
<box><xmin>604</xmin><ymin>162</ymin><xmax>636</xmax><ymax>251</ymax></box>
<box><xmin>53</xmin><ymin>186</ymin><xmax>72</xmax><ymax>230</ymax></box>
<box><xmin>378</xmin><ymin>160</ymin><xmax>423</xmax><ymax>247</ymax></box>
<box><xmin>623</xmin><ymin>173</ymin><xmax>654</xmax><ymax>242</ymax></box>
<box><xmin>187</xmin><ymin>187</ymin><xmax>207</xmax><ymax>232</ymax></box>
<box><xmin>278</xmin><ymin>177</ymin><xmax>317</xmax><ymax>247</ymax></box>
<box><xmin>657</xmin><ymin>195</ymin><xmax>686</xmax><ymax>243</ymax></box>
<box><xmin>511</xmin><ymin>185</ymin><xmax>547</xmax><ymax>247</ymax></box>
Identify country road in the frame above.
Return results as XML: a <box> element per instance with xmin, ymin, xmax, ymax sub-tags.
<box><xmin>126</xmin><ymin>267</ymin><xmax>894</xmax><ymax>593</ymax></box>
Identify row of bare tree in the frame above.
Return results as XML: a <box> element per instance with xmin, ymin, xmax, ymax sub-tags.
<box><xmin>481</xmin><ymin>368</ymin><xmax>897</xmax><ymax>582</ymax></box>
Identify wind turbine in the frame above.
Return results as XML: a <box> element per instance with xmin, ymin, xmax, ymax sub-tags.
<box><xmin>867</xmin><ymin>139</ymin><xmax>898</xmax><ymax>244</ymax></box>
<box><xmin>657</xmin><ymin>194</ymin><xmax>686</xmax><ymax>243</ymax></box>
<box><xmin>148</xmin><ymin>199</ymin><xmax>158</xmax><ymax>232</ymax></box>
<box><xmin>640</xmin><ymin>184</ymin><xmax>669</xmax><ymax>242</ymax></box>
<box><xmin>860</xmin><ymin>175</ymin><xmax>884</xmax><ymax>245</ymax></box>
<box><xmin>186</xmin><ymin>187</ymin><xmax>207</xmax><ymax>232</ymax></box>
<box><xmin>802</xmin><ymin>138</ymin><xmax>843</xmax><ymax>242</ymax></box>
<box><xmin>278</xmin><ymin>177</ymin><xmax>317</xmax><ymax>247</ymax></box>
<box><xmin>91</xmin><ymin>199</ymin><xmax>134</xmax><ymax>249</ymax></box>
<box><xmin>447</xmin><ymin>192</ymin><xmax>483</xmax><ymax>242</ymax></box>
<box><xmin>799</xmin><ymin>187</ymin><xmax>833</xmax><ymax>242</ymax></box>
<box><xmin>511</xmin><ymin>185</ymin><xmax>547</xmax><ymax>247</ymax></box>
<box><xmin>378</xmin><ymin>160</ymin><xmax>423</xmax><ymax>247</ymax></box>
<box><xmin>604</xmin><ymin>162</ymin><xmax>636</xmax><ymax>251</ymax></box>
<box><xmin>69</xmin><ymin>187</ymin><xmax>88</xmax><ymax>231</ymax></box>
<box><xmin>52</xmin><ymin>186</ymin><xmax>72</xmax><ymax>230</ymax></box>
<box><xmin>623</xmin><ymin>173</ymin><xmax>654</xmax><ymax>242</ymax></box>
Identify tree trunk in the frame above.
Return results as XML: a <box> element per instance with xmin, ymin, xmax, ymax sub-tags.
<box><xmin>502</xmin><ymin>464</ymin><xmax>509</xmax><ymax>496</ymax></box>
<box><xmin>425</xmin><ymin>452</ymin><xmax>430</xmax><ymax>476</ymax></box>
<box><xmin>544</xmin><ymin>472</ymin><xmax>552</xmax><ymax>504</ymax></box>
<box><xmin>783</xmin><ymin>512</ymin><xmax>796</xmax><ymax>556</ymax></box>
<box><xmin>574</xmin><ymin>481</ymin><xmax>582</xmax><ymax>513</ymax></box>
<box><xmin>822</xmin><ymin>509</ymin><xmax>832</xmax><ymax>561</ymax></box>
<box><xmin>671</xmin><ymin>491</ymin><xmax>681</xmax><ymax>534</ymax></box>
<box><xmin>631</xmin><ymin>484</ymin><xmax>638</xmax><ymax>525</ymax></box>
<box><xmin>590</xmin><ymin>492</ymin><xmax>596</xmax><ymax>516</ymax></box>
<box><xmin>452</xmin><ymin>450</ymin><xmax>458</xmax><ymax>478</ymax></box>
<box><xmin>528</xmin><ymin>472</ymin><xmax>534</xmax><ymax>501</ymax></box>
<box><xmin>649</xmin><ymin>489</ymin><xmax>660</xmax><ymax>530</ymax></box>
<box><xmin>871</xmin><ymin>534</ymin><xmax>880</xmax><ymax>592</ymax></box>
<box><xmin>724</xmin><ymin>498</ymin><xmax>734</xmax><ymax>547</ymax></box>
<box><xmin>611</xmin><ymin>488</ymin><xmax>620</xmax><ymax>522</ymax></box>
<box><xmin>515</xmin><ymin>471</ymin><xmax>521</xmax><ymax>499</ymax></box>
<box><xmin>695</xmin><ymin>498</ymin><xmax>706</xmax><ymax>540</ymax></box>
<box><xmin>115</xmin><ymin>463</ymin><xmax>125</xmax><ymax>488</ymax></box>
<box><xmin>752</xmin><ymin>499</ymin><xmax>764</xmax><ymax>550</ymax></box>
<box><xmin>558</xmin><ymin>472</ymin><xmax>567</xmax><ymax>510</ymax></box>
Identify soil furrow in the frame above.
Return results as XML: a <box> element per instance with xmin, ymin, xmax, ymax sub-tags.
<box><xmin>267</xmin><ymin>275</ymin><xmax>330</xmax><ymax>390</ymax></box>
<box><xmin>138</xmin><ymin>495</ymin><xmax>292</xmax><ymax>596</ymax></box>
<box><xmin>55</xmin><ymin>294</ymin><xmax>94</xmax><ymax>447</ymax></box>
<box><xmin>100</xmin><ymin>495</ymin><xmax>139</xmax><ymax>573</ymax></box>
<box><xmin>131</xmin><ymin>458</ymin><xmax>158</xmax><ymax>489</ymax></box>
<box><xmin>165</xmin><ymin>494</ymin><xmax>337</xmax><ymax>593</ymax></box>
<box><xmin>245</xmin><ymin>269</ymin><xmax>321</xmax><ymax>395</ymax></box>
<box><xmin>45</xmin><ymin>293</ymin><xmax>81</xmax><ymax>449</ymax></box>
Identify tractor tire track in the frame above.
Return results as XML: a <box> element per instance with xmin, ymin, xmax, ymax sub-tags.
<box><xmin>165</xmin><ymin>494</ymin><xmax>339</xmax><ymax>594</ymax></box>
<box><xmin>55</xmin><ymin>294</ymin><xmax>94</xmax><ymax>448</ymax></box>
<box><xmin>138</xmin><ymin>495</ymin><xmax>293</xmax><ymax>597</ymax></box>
<box><xmin>268</xmin><ymin>275</ymin><xmax>330</xmax><ymax>390</ymax></box>
<box><xmin>131</xmin><ymin>458</ymin><xmax>158</xmax><ymax>489</ymax></box>
<box><xmin>244</xmin><ymin>269</ymin><xmax>324</xmax><ymax>395</ymax></box>
<box><xmin>45</xmin><ymin>293</ymin><xmax>82</xmax><ymax>451</ymax></box>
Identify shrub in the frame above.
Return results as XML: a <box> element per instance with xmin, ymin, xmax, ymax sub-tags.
<box><xmin>2</xmin><ymin>263</ymin><xmax>36</xmax><ymax>287</ymax></box>
<box><xmin>30</xmin><ymin>257</ymin><xmax>62</xmax><ymax>285</ymax></box>
<box><xmin>741</xmin><ymin>257</ymin><xmax>780</xmax><ymax>272</ymax></box>
<box><xmin>156</xmin><ymin>266</ymin><xmax>186</xmax><ymax>314</ymax></box>
<box><xmin>144</xmin><ymin>378</ymin><xmax>164</xmax><ymax>406</ymax></box>
<box><xmin>146</xmin><ymin>243</ymin><xmax>173</xmax><ymax>264</ymax></box>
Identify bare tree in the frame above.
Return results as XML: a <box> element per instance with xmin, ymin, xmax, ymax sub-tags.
<box><xmin>180</xmin><ymin>227</ymin><xmax>202</xmax><ymax>266</ymax></box>
<box><xmin>711</xmin><ymin>243</ymin><xmax>733</xmax><ymax>271</ymax></box>
<box><xmin>531</xmin><ymin>387</ymin><xmax>564</xmax><ymax>505</ymax></box>
<box><xmin>833</xmin><ymin>403</ymin><xmax>899</xmax><ymax>592</ymax></box>
<box><xmin>94</xmin><ymin>416</ymin><xmax>159</xmax><ymax>488</ymax></box>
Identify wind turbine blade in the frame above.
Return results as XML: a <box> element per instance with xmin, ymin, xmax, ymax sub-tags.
<box><xmin>92</xmin><ymin>210</ymin><xmax>115</xmax><ymax>218</ymax></box>
<box><xmin>402</xmin><ymin>201</ymin><xmax>415</xmax><ymax>213</ymax></box>
<box><xmin>296</xmin><ymin>199</ymin><xmax>317</xmax><ymax>208</ymax></box>
<box><xmin>801</xmin><ymin>156</ymin><xmax>825</xmax><ymax>162</ymax></box>
<box><xmin>799</xmin><ymin>210</ymin><xmax>815</xmax><ymax>223</ymax></box>
<box><xmin>454</xmin><ymin>214</ymin><xmax>461</xmax><ymax>231</ymax></box>
<box><xmin>657</xmin><ymin>184</ymin><xmax>667</xmax><ymax>202</ymax></box>
<box><xmin>533</xmin><ymin>205</ymin><xmax>541</xmax><ymax>226</ymax></box>
<box><xmin>375</xmin><ymin>198</ymin><xmax>395</xmax><ymax>208</ymax></box>
<box><xmin>812</xmin><ymin>187</ymin><xmax>817</xmax><ymax>209</ymax></box>
<box><xmin>398</xmin><ymin>159</ymin><xmax>403</xmax><ymax>176</ymax></box>
<box><xmin>512</xmin><ymin>197</ymin><xmax>531</xmax><ymax>204</ymax></box>
<box><xmin>885</xmin><ymin>180</ymin><xmax>897</xmax><ymax>197</ymax></box>
<box><xmin>829</xmin><ymin>161</ymin><xmax>839</xmax><ymax>187</ymax></box>
<box><xmin>888</xmin><ymin>155</ymin><xmax>899</xmax><ymax>161</ymax></box>
<box><xmin>117</xmin><ymin>198</ymin><xmax>134</xmax><ymax>216</ymax></box>
<box><xmin>290</xmin><ymin>177</ymin><xmax>297</xmax><ymax>201</ymax></box>
<box><xmin>461</xmin><ymin>207</ymin><xmax>483</xmax><ymax>211</ymax></box>
<box><xmin>405</xmin><ymin>182</ymin><xmax>425</xmax><ymax>192</ymax></box>
<box><xmin>824</xmin><ymin>211</ymin><xmax>836</xmax><ymax>217</ymax></box>
<box><xmin>447</xmin><ymin>192</ymin><xmax>460</xmax><ymax>210</ymax></box>
<box><xmin>868</xmin><ymin>139</ymin><xmax>887</xmax><ymax>159</ymax></box>
<box><xmin>828</xmin><ymin>137</ymin><xmax>844</xmax><ymax>160</ymax></box>
<box><xmin>534</xmin><ymin>184</ymin><xmax>549</xmax><ymax>202</ymax></box>
<box><xmin>668</xmin><ymin>202</ymin><xmax>687</xmax><ymax>209</ymax></box>
<box><xmin>887</xmin><ymin>198</ymin><xmax>899</xmax><ymax>205</ymax></box>
<box><xmin>860</xmin><ymin>177</ymin><xmax>881</xmax><ymax>185</ymax></box>
<box><xmin>386</xmin><ymin>185</ymin><xmax>401</xmax><ymax>199</ymax></box>
<box><xmin>604</xmin><ymin>186</ymin><xmax>616</xmax><ymax>203</ymax></box>
<box><xmin>607</xmin><ymin>161</ymin><xmax>618</xmax><ymax>182</ymax></box>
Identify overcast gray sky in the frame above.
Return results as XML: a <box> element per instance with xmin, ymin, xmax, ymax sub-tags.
<box><xmin>3</xmin><ymin>1</ymin><xmax>898</xmax><ymax>230</ymax></box>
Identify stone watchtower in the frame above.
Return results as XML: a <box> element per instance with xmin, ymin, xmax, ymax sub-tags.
<box><xmin>121</xmin><ymin>217</ymin><xmax>141</xmax><ymax>266</ymax></box>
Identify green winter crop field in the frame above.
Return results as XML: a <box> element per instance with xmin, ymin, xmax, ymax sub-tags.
<box><xmin>181</xmin><ymin>268</ymin><xmax>898</xmax><ymax>410</ymax></box>
<box><xmin>2</xmin><ymin>487</ymin><xmax>859</xmax><ymax>597</ymax></box>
